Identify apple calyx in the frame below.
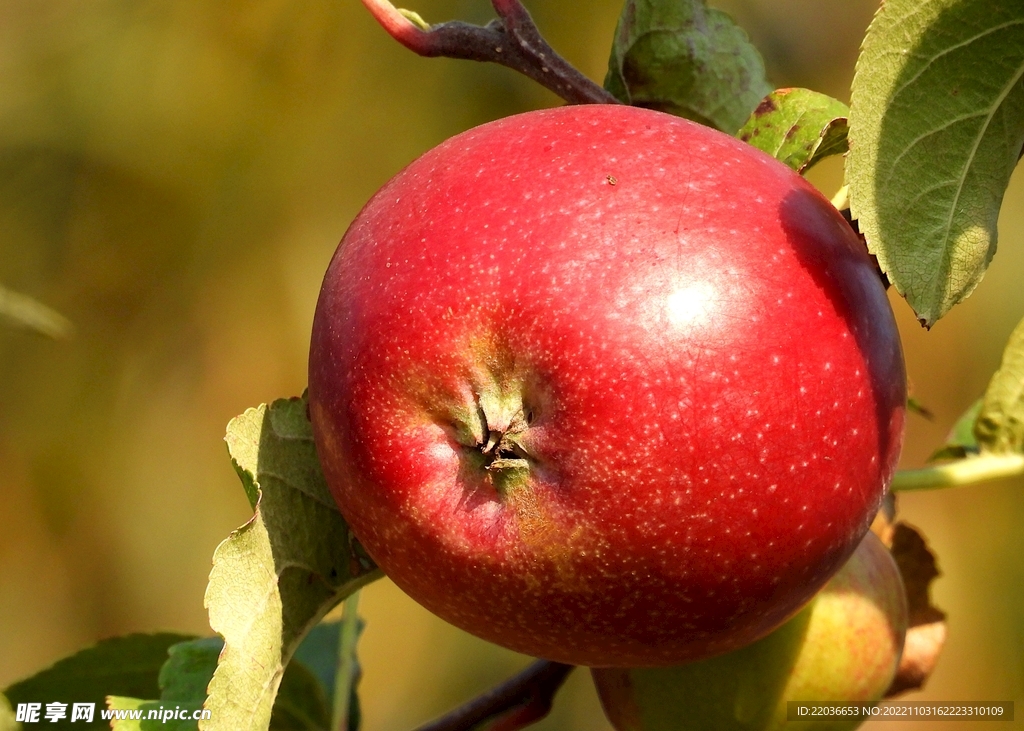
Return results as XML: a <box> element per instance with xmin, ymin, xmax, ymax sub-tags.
<box><xmin>446</xmin><ymin>380</ymin><xmax>539</xmax><ymax>497</ymax></box>
<box><xmin>480</xmin><ymin>408</ymin><xmax>531</xmax><ymax>472</ymax></box>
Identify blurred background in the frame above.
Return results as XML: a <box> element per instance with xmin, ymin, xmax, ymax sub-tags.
<box><xmin>0</xmin><ymin>0</ymin><xmax>1021</xmax><ymax>728</ymax></box>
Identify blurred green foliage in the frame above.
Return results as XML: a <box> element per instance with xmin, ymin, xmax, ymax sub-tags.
<box><xmin>0</xmin><ymin>1</ymin><xmax>1021</xmax><ymax>729</ymax></box>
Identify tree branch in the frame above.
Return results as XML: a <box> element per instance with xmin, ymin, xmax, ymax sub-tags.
<box><xmin>360</xmin><ymin>0</ymin><xmax>619</xmax><ymax>106</ymax></box>
<box><xmin>413</xmin><ymin>660</ymin><xmax>573</xmax><ymax>731</ymax></box>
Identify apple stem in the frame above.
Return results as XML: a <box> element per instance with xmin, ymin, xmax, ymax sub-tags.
<box><xmin>359</xmin><ymin>0</ymin><xmax>620</xmax><ymax>106</ymax></box>
<box><xmin>891</xmin><ymin>452</ymin><xmax>1024</xmax><ymax>491</ymax></box>
<box><xmin>412</xmin><ymin>659</ymin><xmax>573</xmax><ymax>731</ymax></box>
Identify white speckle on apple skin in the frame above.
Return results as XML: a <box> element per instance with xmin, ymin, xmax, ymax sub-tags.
<box><xmin>308</xmin><ymin>104</ymin><xmax>906</xmax><ymax>667</ymax></box>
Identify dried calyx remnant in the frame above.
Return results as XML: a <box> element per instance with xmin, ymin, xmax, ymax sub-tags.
<box><xmin>480</xmin><ymin>406</ymin><xmax>534</xmax><ymax>473</ymax></box>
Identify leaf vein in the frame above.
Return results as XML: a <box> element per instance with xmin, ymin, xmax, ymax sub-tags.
<box><xmin>890</xmin><ymin>18</ymin><xmax>1024</xmax><ymax>99</ymax></box>
<box><xmin>935</xmin><ymin>59</ymin><xmax>1024</xmax><ymax>273</ymax></box>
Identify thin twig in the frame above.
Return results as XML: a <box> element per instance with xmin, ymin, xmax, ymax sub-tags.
<box><xmin>0</xmin><ymin>284</ymin><xmax>73</xmax><ymax>339</ymax></box>
<box><xmin>332</xmin><ymin>593</ymin><xmax>363</xmax><ymax>731</ymax></box>
<box><xmin>413</xmin><ymin>660</ymin><xmax>573</xmax><ymax>731</ymax></box>
<box><xmin>360</xmin><ymin>0</ymin><xmax>619</xmax><ymax>105</ymax></box>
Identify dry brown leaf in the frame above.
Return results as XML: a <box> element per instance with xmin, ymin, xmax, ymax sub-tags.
<box><xmin>888</xmin><ymin>621</ymin><xmax>948</xmax><ymax>697</ymax></box>
<box><xmin>885</xmin><ymin>522</ymin><xmax>947</xmax><ymax>697</ymax></box>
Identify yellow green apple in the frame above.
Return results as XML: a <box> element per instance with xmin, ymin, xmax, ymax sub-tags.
<box><xmin>592</xmin><ymin>530</ymin><xmax>907</xmax><ymax>730</ymax></box>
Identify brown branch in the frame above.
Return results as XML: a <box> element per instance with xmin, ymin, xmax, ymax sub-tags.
<box><xmin>360</xmin><ymin>0</ymin><xmax>619</xmax><ymax>106</ymax></box>
<box><xmin>413</xmin><ymin>660</ymin><xmax>574</xmax><ymax>731</ymax></box>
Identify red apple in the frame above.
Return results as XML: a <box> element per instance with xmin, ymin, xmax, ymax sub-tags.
<box><xmin>308</xmin><ymin>104</ymin><xmax>905</xmax><ymax>667</ymax></box>
<box><xmin>592</xmin><ymin>530</ymin><xmax>908</xmax><ymax>730</ymax></box>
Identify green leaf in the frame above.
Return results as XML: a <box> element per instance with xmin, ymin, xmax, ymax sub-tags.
<box><xmin>737</xmin><ymin>88</ymin><xmax>849</xmax><ymax>173</ymax></box>
<box><xmin>290</xmin><ymin>624</ymin><xmax>343</xmax><ymax>708</ymax></box>
<box><xmin>290</xmin><ymin>614</ymin><xmax>365</xmax><ymax>731</ymax></box>
<box><xmin>160</xmin><ymin>639</ymin><xmax>222</xmax><ymax>706</ymax></box>
<box><xmin>929</xmin><ymin>399</ymin><xmax>982</xmax><ymax>460</ymax></box>
<box><xmin>106</xmin><ymin>638</ymin><xmax>220</xmax><ymax>731</ymax></box>
<box><xmin>268</xmin><ymin>660</ymin><xmax>331</xmax><ymax>731</ymax></box>
<box><xmin>0</xmin><ymin>284</ymin><xmax>73</xmax><ymax>338</ymax></box>
<box><xmin>907</xmin><ymin>396</ymin><xmax>935</xmax><ymax>420</ymax></box>
<box><xmin>0</xmin><ymin>694</ymin><xmax>18</xmax><ymax>731</ymax></box>
<box><xmin>3</xmin><ymin>633</ymin><xmax>195</xmax><ymax>730</ymax></box>
<box><xmin>847</xmin><ymin>0</ymin><xmax>1024</xmax><ymax>326</ymax></box>
<box><xmin>974</xmin><ymin>317</ymin><xmax>1024</xmax><ymax>454</ymax></box>
<box><xmin>107</xmin><ymin>636</ymin><xmax>338</xmax><ymax>731</ymax></box>
<box><xmin>202</xmin><ymin>395</ymin><xmax>382</xmax><ymax>731</ymax></box>
<box><xmin>604</xmin><ymin>0</ymin><xmax>771</xmax><ymax>133</ymax></box>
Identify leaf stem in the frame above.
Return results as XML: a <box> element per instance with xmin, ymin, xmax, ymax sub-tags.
<box><xmin>892</xmin><ymin>453</ymin><xmax>1024</xmax><ymax>491</ymax></box>
<box><xmin>359</xmin><ymin>0</ymin><xmax>618</xmax><ymax>105</ymax></box>
<box><xmin>413</xmin><ymin>660</ymin><xmax>573</xmax><ymax>731</ymax></box>
<box><xmin>332</xmin><ymin>592</ymin><xmax>362</xmax><ymax>731</ymax></box>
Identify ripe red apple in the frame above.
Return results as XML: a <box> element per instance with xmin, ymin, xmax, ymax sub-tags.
<box><xmin>592</xmin><ymin>530</ymin><xmax>908</xmax><ymax>730</ymax></box>
<box><xmin>308</xmin><ymin>104</ymin><xmax>905</xmax><ymax>666</ymax></box>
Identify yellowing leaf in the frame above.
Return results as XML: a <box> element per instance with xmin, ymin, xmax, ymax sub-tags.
<box><xmin>974</xmin><ymin>316</ymin><xmax>1024</xmax><ymax>454</ymax></box>
<box><xmin>201</xmin><ymin>395</ymin><xmax>381</xmax><ymax>731</ymax></box>
<box><xmin>737</xmin><ymin>88</ymin><xmax>849</xmax><ymax>173</ymax></box>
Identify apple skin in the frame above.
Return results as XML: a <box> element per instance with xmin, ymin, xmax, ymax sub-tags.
<box><xmin>308</xmin><ymin>104</ymin><xmax>906</xmax><ymax>667</ymax></box>
<box><xmin>592</xmin><ymin>530</ymin><xmax>908</xmax><ymax>731</ymax></box>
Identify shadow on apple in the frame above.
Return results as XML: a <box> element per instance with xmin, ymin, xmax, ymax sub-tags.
<box><xmin>780</xmin><ymin>187</ymin><xmax>907</xmax><ymax>473</ymax></box>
